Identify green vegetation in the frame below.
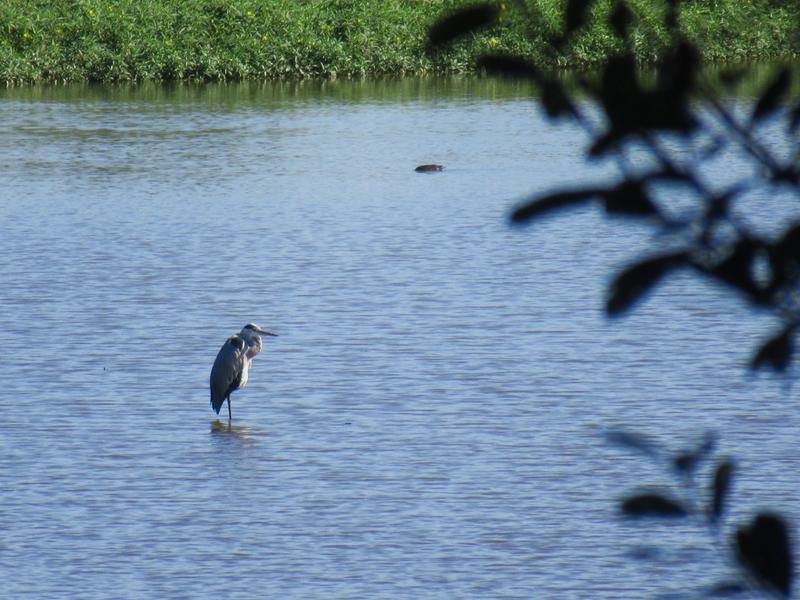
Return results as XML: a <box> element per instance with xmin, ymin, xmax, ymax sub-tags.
<box><xmin>1</xmin><ymin>0</ymin><xmax>798</xmax><ymax>84</ymax></box>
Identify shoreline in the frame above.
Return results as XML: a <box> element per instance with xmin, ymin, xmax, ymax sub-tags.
<box><xmin>1</xmin><ymin>0</ymin><xmax>798</xmax><ymax>85</ymax></box>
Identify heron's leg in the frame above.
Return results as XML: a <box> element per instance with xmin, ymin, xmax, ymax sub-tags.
<box><xmin>227</xmin><ymin>397</ymin><xmax>232</xmax><ymax>421</ymax></box>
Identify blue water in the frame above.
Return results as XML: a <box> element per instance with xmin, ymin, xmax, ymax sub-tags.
<box><xmin>0</xmin><ymin>79</ymin><xmax>797</xmax><ymax>598</ymax></box>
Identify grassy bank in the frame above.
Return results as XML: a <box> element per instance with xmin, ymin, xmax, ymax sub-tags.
<box><xmin>1</xmin><ymin>0</ymin><xmax>798</xmax><ymax>84</ymax></box>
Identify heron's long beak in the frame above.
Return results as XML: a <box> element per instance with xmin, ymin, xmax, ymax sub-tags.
<box><xmin>255</xmin><ymin>326</ymin><xmax>278</xmax><ymax>336</ymax></box>
<box><xmin>247</xmin><ymin>324</ymin><xmax>278</xmax><ymax>336</ymax></box>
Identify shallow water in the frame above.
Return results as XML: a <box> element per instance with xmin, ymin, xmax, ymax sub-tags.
<box><xmin>0</xmin><ymin>78</ymin><xmax>797</xmax><ymax>598</ymax></box>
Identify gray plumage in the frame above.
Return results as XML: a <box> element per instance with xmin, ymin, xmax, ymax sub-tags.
<box><xmin>209</xmin><ymin>323</ymin><xmax>278</xmax><ymax>420</ymax></box>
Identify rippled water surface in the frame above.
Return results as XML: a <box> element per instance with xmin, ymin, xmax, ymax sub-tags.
<box><xmin>1</xmin><ymin>79</ymin><xmax>798</xmax><ymax>598</ymax></box>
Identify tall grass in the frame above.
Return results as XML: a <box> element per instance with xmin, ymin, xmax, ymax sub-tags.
<box><xmin>1</xmin><ymin>0</ymin><xmax>797</xmax><ymax>84</ymax></box>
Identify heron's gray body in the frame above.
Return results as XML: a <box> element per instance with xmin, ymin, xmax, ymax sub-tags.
<box><xmin>209</xmin><ymin>323</ymin><xmax>277</xmax><ymax>420</ymax></box>
<box><xmin>209</xmin><ymin>335</ymin><xmax>248</xmax><ymax>416</ymax></box>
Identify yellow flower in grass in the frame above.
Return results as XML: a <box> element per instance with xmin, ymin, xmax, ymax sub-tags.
<box><xmin>499</xmin><ymin>1</ymin><xmax>508</xmax><ymax>10</ymax></box>
<box><xmin>489</xmin><ymin>36</ymin><xmax>499</xmax><ymax>45</ymax></box>
<box><xmin>22</xmin><ymin>31</ymin><xmax>30</xmax><ymax>41</ymax></box>
<box><xmin>246</xmin><ymin>10</ymin><xmax>254</xmax><ymax>18</ymax></box>
<box><xmin>261</xmin><ymin>33</ymin><xmax>269</xmax><ymax>42</ymax></box>
<box><xmin>87</xmin><ymin>8</ymin><xmax>95</xmax><ymax>16</ymax></box>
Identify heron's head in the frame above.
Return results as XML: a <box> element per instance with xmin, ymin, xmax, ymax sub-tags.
<box><xmin>242</xmin><ymin>323</ymin><xmax>278</xmax><ymax>337</ymax></box>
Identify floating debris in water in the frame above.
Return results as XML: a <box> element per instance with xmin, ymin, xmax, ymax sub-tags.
<box><xmin>415</xmin><ymin>164</ymin><xmax>444</xmax><ymax>172</ymax></box>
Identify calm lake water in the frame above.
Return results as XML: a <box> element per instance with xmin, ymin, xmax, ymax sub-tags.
<box><xmin>1</xmin><ymin>78</ymin><xmax>798</xmax><ymax>598</ymax></box>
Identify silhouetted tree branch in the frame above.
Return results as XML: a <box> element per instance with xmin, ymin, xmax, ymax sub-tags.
<box><xmin>428</xmin><ymin>1</ymin><xmax>798</xmax><ymax>596</ymax></box>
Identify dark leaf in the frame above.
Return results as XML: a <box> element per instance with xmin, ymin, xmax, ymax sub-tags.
<box><xmin>790</xmin><ymin>100</ymin><xmax>800</xmax><ymax>133</ymax></box>
<box><xmin>719</xmin><ymin>67</ymin><xmax>748</xmax><ymax>90</ymax></box>
<box><xmin>609</xmin><ymin>0</ymin><xmax>634</xmax><ymax>39</ymax></box>
<box><xmin>643</xmin><ymin>90</ymin><xmax>697</xmax><ymax>132</ymax></box>
<box><xmin>607</xmin><ymin>252</ymin><xmax>688</xmax><ymax>316</ymax></box>
<box><xmin>771</xmin><ymin>221</ymin><xmax>800</xmax><ymax>266</ymax></box>
<box><xmin>427</xmin><ymin>4</ymin><xmax>499</xmax><ymax>51</ymax></box>
<box><xmin>658</xmin><ymin>40</ymin><xmax>701</xmax><ymax>98</ymax></box>
<box><xmin>751</xmin><ymin>326</ymin><xmax>795</xmax><ymax>372</ymax></box>
<box><xmin>705</xmin><ymin>581</ymin><xmax>748</xmax><ymax>597</ymax></box>
<box><xmin>564</xmin><ymin>0</ymin><xmax>597</xmax><ymax>35</ymax></box>
<box><xmin>603</xmin><ymin>53</ymin><xmax>639</xmax><ymax>92</ymax></box>
<box><xmin>540</xmin><ymin>78</ymin><xmax>577</xmax><ymax>119</ymax></box>
<box><xmin>674</xmin><ymin>431</ymin><xmax>716</xmax><ymax>474</ymax></box>
<box><xmin>674</xmin><ymin>449</ymin><xmax>706</xmax><ymax>474</ymax></box>
<box><xmin>751</xmin><ymin>67</ymin><xmax>792</xmax><ymax>123</ymax></box>
<box><xmin>605</xmin><ymin>429</ymin><xmax>661</xmax><ymax>457</ymax></box>
<box><xmin>476</xmin><ymin>54</ymin><xmax>541</xmax><ymax>80</ymax></box>
<box><xmin>705</xmin><ymin>192</ymin><xmax>733</xmax><ymax>221</ymax></box>
<box><xmin>736</xmin><ymin>513</ymin><xmax>793</xmax><ymax>597</ymax></box>
<box><xmin>773</xmin><ymin>167</ymin><xmax>800</xmax><ymax>186</ymax></box>
<box><xmin>622</xmin><ymin>494</ymin><xmax>688</xmax><ymax>517</ymax></box>
<box><xmin>654</xmin><ymin>101</ymin><xmax>695</xmax><ymax>133</ymax></box>
<box><xmin>591</xmin><ymin>97</ymin><xmax>697</xmax><ymax>157</ymax></box>
<box><xmin>603</xmin><ymin>180</ymin><xmax>659</xmax><ymax>217</ymax></box>
<box><xmin>703</xmin><ymin>238</ymin><xmax>767</xmax><ymax>301</ymax></box>
<box><xmin>591</xmin><ymin>52</ymin><xmax>697</xmax><ymax>154</ymax></box>
<box><xmin>674</xmin><ymin>452</ymin><xmax>695</xmax><ymax>473</ymax></box>
<box><xmin>510</xmin><ymin>188</ymin><xmax>602</xmax><ymax>223</ymax></box>
<box><xmin>589</xmin><ymin>131</ymin><xmax>621</xmax><ymax>157</ymax></box>
<box><xmin>600</xmin><ymin>53</ymin><xmax>640</xmax><ymax>117</ymax></box>
<box><xmin>589</xmin><ymin>55</ymin><xmax>640</xmax><ymax>155</ymax></box>
<box><xmin>710</xmin><ymin>460</ymin><xmax>734</xmax><ymax>523</ymax></box>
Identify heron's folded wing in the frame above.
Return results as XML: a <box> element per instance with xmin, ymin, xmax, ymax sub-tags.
<box><xmin>209</xmin><ymin>340</ymin><xmax>242</xmax><ymax>414</ymax></box>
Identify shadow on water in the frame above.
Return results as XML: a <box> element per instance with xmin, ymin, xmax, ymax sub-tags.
<box><xmin>209</xmin><ymin>419</ymin><xmax>269</xmax><ymax>442</ymax></box>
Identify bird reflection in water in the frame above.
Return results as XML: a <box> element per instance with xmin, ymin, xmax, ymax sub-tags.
<box><xmin>209</xmin><ymin>419</ymin><xmax>269</xmax><ymax>440</ymax></box>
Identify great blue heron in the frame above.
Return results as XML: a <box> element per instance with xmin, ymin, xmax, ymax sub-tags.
<box><xmin>210</xmin><ymin>323</ymin><xmax>278</xmax><ymax>420</ymax></box>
